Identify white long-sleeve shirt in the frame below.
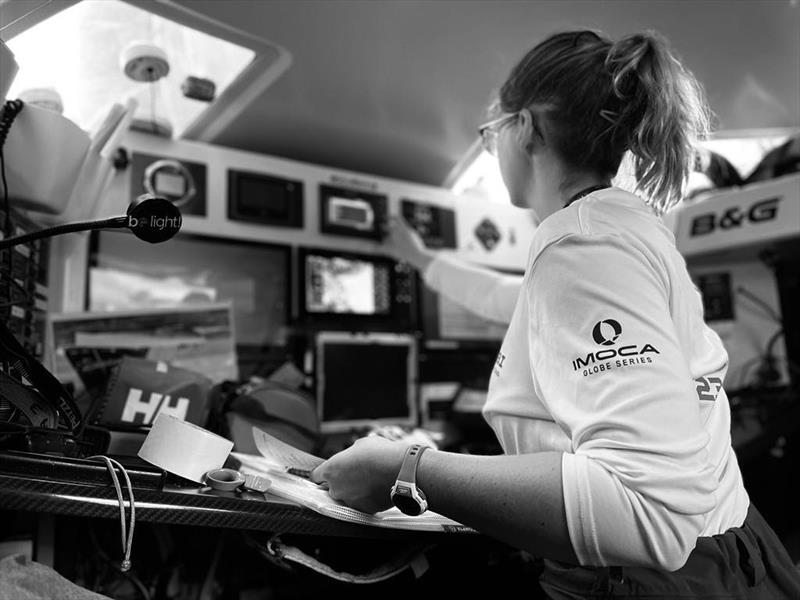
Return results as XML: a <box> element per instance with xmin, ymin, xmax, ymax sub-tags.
<box><xmin>424</xmin><ymin>253</ymin><xmax>522</xmax><ymax>324</ymax></box>
<box><xmin>429</xmin><ymin>188</ymin><xmax>749</xmax><ymax>571</ymax></box>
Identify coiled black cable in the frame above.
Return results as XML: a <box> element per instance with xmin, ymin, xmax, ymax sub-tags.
<box><xmin>0</xmin><ymin>99</ymin><xmax>25</xmax><ymax>236</ymax></box>
<box><xmin>0</xmin><ymin>99</ymin><xmax>23</xmax><ymax>146</ymax></box>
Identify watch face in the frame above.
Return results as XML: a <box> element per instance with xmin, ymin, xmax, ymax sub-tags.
<box><xmin>392</xmin><ymin>492</ymin><xmax>424</xmax><ymax>516</ymax></box>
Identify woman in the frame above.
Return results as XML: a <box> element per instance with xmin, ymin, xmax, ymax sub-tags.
<box><xmin>310</xmin><ymin>30</ymin><xmax>800</xmax><ymax>598</ymax></box>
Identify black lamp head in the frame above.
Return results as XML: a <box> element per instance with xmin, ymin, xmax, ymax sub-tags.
<box><xmin>126</xmin><ymin>194</ymin><xmax>182</xmax><ymax>243</ymax></box>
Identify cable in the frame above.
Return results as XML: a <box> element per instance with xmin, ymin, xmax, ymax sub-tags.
<box><xmin>87</xmin><ymin>523</ymin><xmax>151</xmax><ymax>600</ymax></box>
<box><xmin>735</xmin><ymin>286</ymin><xmax>782</xmax><ymax>324</ymax></box>
<box><xmin>1</xmin><ymin>152</ymin><xmax>10</xmax><ymax>235</ymax></box>
<box><xmin>765</xmin><ymin>329</ymin><xmax>784</xmax><ymax>358</ymax></box>
<box><xmin>1</xmin><ymin>275</ymin><xmax>35</xmax><ymax>303</ymax></box>
<box><xmin>0</xmin><ymin>275</ymin><xmax>35</xmax><ymax>309</ymax></box>
<box><xmin>0</xmin><ymin>99</ymin><xmax>24</xmax><ymax>237</ymax></box>
<box><xmin>89</xmin><ymin>455</ymin><xmax>136</xmax><ymax>573</ymax></box>
<box><xmin>0</xmin><ymin>296</ymin><xmax>35</xmax><ymax>310</ymax></box>
<box><xmin>730</xmin><ymin>328</ymin><xmax>794</xmax><ymax>394</ymax></box>
<box><xmin>150</xmin><ymin>80</ymin><xmax>157</xmax><ymax>134</ymax></box>
<box><xmin>0</xmin><ymin>300</ymin><xmax>33</xmax><ymax>310</ymax></box>
<box><xmin>0</xmin><ymin>215</ymin><xmax>127</xmax><ymax>250</ymax></box>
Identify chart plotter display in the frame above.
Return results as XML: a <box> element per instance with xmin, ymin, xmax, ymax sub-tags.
<box><xmin>298</xmin><ymin>248</ymin><xmax>416</xmax><ymax>331</ymax></box>
<box><xmin>305</xmin><ymin>254</ymin><xmax>391</xmax><ymax>315</ymax></box>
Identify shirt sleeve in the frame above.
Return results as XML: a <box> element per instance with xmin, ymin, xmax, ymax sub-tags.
<box><xmin>527</xmin><ymin>233</ymin><xmax>718</xmax><ymax>571</ymax></box>
<box><xmin>423</xmin><ymin>254</ymin><xmax>522</xmax><ymax>324</ymax></box>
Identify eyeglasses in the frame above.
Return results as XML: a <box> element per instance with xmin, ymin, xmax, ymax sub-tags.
<box><xmin>478</xmin><ymin>113</ymin><xmax>518</xmax><ymax>156</ymax></box>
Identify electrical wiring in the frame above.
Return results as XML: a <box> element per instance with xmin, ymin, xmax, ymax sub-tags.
<box><xmin>0</xmin><ymin>99</ymin><xmax>24</xmax><ymax>237</ymax></box>
<box><xmin>728</xmin><ymin>327</ymin><xmax>800</xmax><ymax>397</ymax></box>
<box><xmin>0</xmin><ymin>276</ymin><xmax>36</xmax><ymax>310</ymax></box>
<box><xmin>87</xmin><ymin>523</ymin><xmax>152</xmax><ymax>600</ymax></box>
<box><xmin>0</xmin><ymin>300</ymin><xmax>33</xmax><ymax>310</ymax></box>
<box><xmin>0</xmin><ymin>215</ymin><xmax>127</xmax><ymax>250</ymax></box>
<box><xmin>723</xmin><ymin>287</ymin><xmax>792</xmax><ymax>393</ymax></box>
<box><xmin>765</xmin><ymin>329</ymin><xmax>784</xmax><ymax>358</ymax></box>
<box><xmin>730</xmin><ymin>332</ymin><xmax>782</xmax><ymax>391</ymax></box>
<box><xmin>0</xmin><ymin>278</ymin><xmax>36</xmax><ymax>310</ymax></box>
<box><xmin>735</xmin><ymin>286</ymin><xmax>782</xmax><ymax>324</ymax></box>
<box><xmin>150</xmin><ymin>82</ymin><xmax>157</xmax><ymax>135</ymax></box>
<box><xmin>732</xmin><ymin>356</ymin><xmax>766</xmax><ymax>392</ymax></box>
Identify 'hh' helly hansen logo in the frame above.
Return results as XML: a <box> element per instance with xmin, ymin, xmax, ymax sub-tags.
<box><xmin>573</xmin><ymin>319</ymin><xmax>660</xmax><ymax>377</ymax></box>
<box><xmin>121</xmin><ymin>388</ymin><xmax>190</xmax><ymax>424</ymax></box>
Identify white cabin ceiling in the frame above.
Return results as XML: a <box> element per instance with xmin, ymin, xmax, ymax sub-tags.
<box><xmin>171</xmin><ymin>0</ymin><xmax>799</xmax><ymax>187</ymax></box>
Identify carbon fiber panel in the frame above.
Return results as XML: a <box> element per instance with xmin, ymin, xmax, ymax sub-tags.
<box><xmin>0</xmin><ymin>471</ymin><xmax>446</xmax><ymax>541</ymax></box>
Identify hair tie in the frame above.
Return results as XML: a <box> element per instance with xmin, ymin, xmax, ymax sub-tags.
<box><xmin>599</xmin><ymin>109</ymin><xmax>619</xmax><ymax>124</ymax></box>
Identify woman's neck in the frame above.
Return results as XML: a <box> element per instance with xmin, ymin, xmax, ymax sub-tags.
<box><xmin>563</xmin><ymin>182</ymin><xmax>611</xmax><ymax>208</ymax></box>
<box><xmin>529</xmin><ymin>171</ymin><xmax>610</xmax><ymax>221</ymax></box>
<box><xmin>560</xmin><ymin>176</ymin><xmax>610</xmax><ymax>207</ymax></box>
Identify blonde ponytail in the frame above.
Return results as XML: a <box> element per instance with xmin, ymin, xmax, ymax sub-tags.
<box><xmin>605</xmin><ymin>32</ymin><xmax>712</xmax><ymax>213</ymax></box>
<box><xmin>499</xmin><ymin>29</ymin><xmax>712</xmax><ymax>214</ymax></box>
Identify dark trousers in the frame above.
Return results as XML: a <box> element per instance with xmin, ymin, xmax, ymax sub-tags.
<box><xmin>539</xmin><ymin>504</ymin><xmax>800</xmax><ymax>599</ymax></box>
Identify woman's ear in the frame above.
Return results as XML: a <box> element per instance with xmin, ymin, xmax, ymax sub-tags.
<box><xmin>517</xmin><ymin>108</ymin><xmax>546</xmax><ymax>154</ymax></box>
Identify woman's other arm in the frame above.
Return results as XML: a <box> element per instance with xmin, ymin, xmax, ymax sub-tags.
<box><xmin>383</xmin><ymin>216</ymin><xmax>522</xmax><ymax>324</ymax></box>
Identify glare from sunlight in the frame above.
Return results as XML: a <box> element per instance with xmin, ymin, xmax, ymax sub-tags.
<box><xmin>7</xmin><ymin>0</ymin><xmax>255</xmax><ymax>137</ymax></box>
<box><xmin>452</xmin><ymin>135</ymin><xmax>795</xmax><ymax>204</ymax></box>
<box><xmin>451</xmin><ymin>150</ymin><xmax>510</xmax><ymax>204</ymax></box>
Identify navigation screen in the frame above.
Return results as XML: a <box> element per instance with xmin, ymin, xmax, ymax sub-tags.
<box><xmin>305</xmin><ymin>254</ymin><xmax>391</xmax><ymax>315</ymax></box>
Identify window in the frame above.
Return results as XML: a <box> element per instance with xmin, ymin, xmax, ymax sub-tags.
<box><xmin>450</xmin><ymin>148</ymin><xmax>510</xmax><ymax>205</ymax></box>
<box><xmin>450</xmin><ymin>132</ymin><xmax>798</xmax><ymax>204</ymax></box>
<box><xmin>5</xmin><ymin>0</ymin><xmax>286</xmax><ymax>139</ymax></box>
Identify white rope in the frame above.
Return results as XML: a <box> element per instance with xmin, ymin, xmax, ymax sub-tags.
<box><xmin>89</xmin><ymin>455</ymin><xmax>136</xmax><ymax>572</ymax></box>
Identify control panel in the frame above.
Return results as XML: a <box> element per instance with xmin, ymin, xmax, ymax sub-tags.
<box><xmin>319</xmin><ymin>184</ymin><xmax>388</xmax><ymax>240</ymax></box>
<box><xmin>228</xmin><ymin>168</ymin><xmax>304</xmax><ymax>228</ymax></box>
<box><xmin>401</xmin><ymin>199</ymin><xmax>457</xmax><ymax>249</ymax></box>
<box><xmin>130</xmin><ymin>152</ymin><xmax>208</xmax><ymax>217</ymax></box>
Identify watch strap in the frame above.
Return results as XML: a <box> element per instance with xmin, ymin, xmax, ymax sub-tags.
<box><xmin>397</xmin><ymin>443</ymin><xmax>427</xmax><ymax>487</ymax></box>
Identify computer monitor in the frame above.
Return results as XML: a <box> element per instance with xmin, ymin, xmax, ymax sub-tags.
<box><xmin>315</xmin><ymin>332</ymin><xmax>417</xmax><ymax>433</ymax></box>
<box><xmin>297</xmin><ymin>247</ymin><xmax>416</xmax><ymax>331</ymax></box>
<box><xmin>88</xmin><ymin>231</ymin><xmax>291</xmax><ymax>376</ymax></box>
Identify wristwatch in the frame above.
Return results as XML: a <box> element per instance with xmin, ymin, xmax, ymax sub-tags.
<box><xmin>390</xmin><ymin>444</ymin><xmax>429</xmax><ymax>516</ymax></box>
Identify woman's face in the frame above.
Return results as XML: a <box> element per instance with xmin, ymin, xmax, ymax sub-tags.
<box><xmin>497</xmin><ymin>117</ymin><xmax>539</xmax><ymax>216</ymax></box>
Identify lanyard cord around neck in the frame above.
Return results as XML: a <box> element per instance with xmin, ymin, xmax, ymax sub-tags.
<box><xmin>563</xmin><ymin>183</ymin><xmax>610</xmax><ymax>209</ymax></box>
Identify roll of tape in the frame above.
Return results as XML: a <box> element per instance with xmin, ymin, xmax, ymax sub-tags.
<box><xmin>138</xmin><ymin>413</ymin><xmax>233</xmax><ymax>483</ymax></box>
<box><xmin>205</xmin><ymin>468</ymin><xmax>245</xmax><ymax>492</ymax></box>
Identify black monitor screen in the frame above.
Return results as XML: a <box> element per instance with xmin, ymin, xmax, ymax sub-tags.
<box><xmin>304</xmin><ymin>253</ymin><xmax>391</xmax><ymax>315</ymax></box>
<box><xmin>316</xmin><ymin>332</ymin><xmax>417</xmax><ymax>432</ymax></box>
<box><xmin>88</xmin><ymin>230</ymin><xmax>290</xmax><ymax>351</ymax></box>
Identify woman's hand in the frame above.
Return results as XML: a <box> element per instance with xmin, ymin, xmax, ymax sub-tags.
<box><xmin>382</xmin><ymin>216</ymin><xmax>434</xmax><ymax>273</ymax></box>
<box><xmin>310</xmin><ymin>436</ymin><xmax>407</xmax><ymax>514</ymax></box>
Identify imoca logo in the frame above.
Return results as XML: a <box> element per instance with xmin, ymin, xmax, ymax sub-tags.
<box><xmin>572</xmin><ymin>318</ymin><xmax>659</xmax><ymax>373</ymax></box>
<box><xmin>592</xmin><ymin>319</ymin><xmax>622</xmax><ymax>346</ymax></box>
